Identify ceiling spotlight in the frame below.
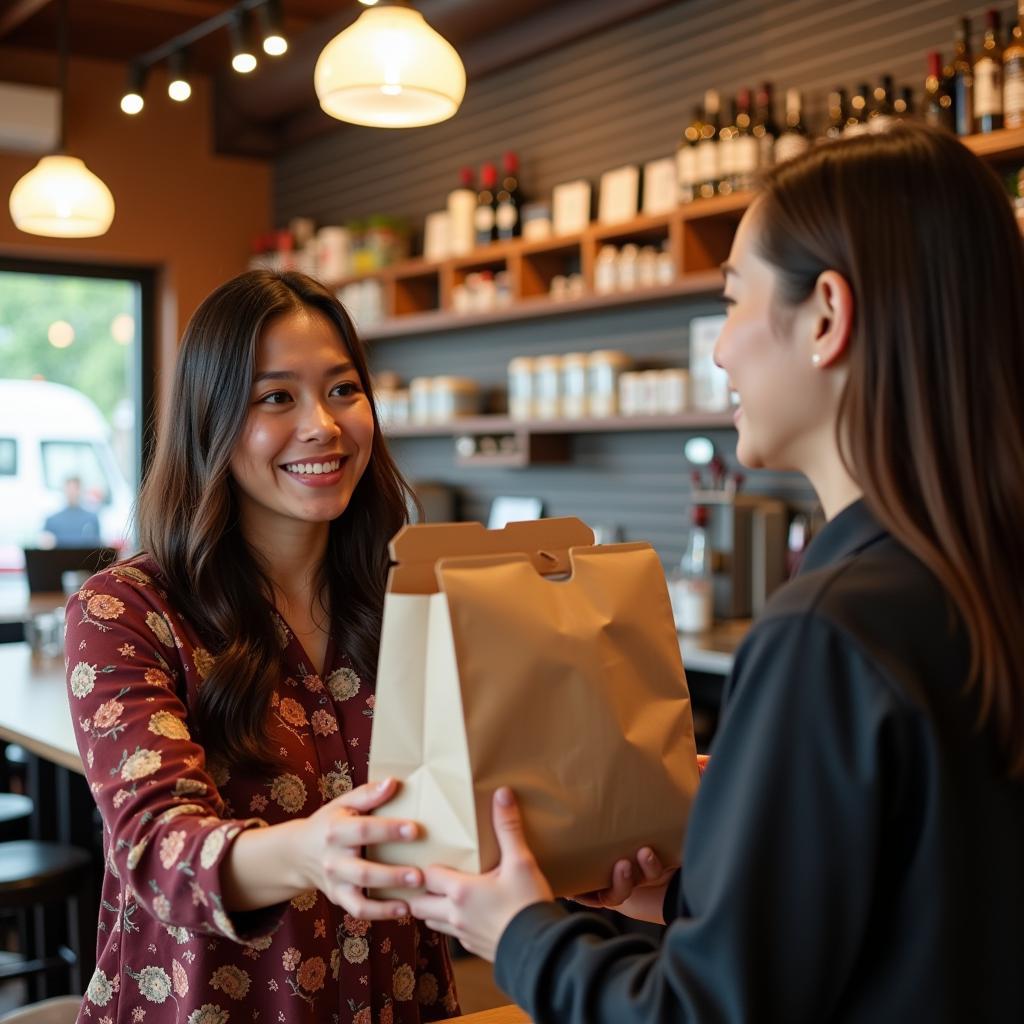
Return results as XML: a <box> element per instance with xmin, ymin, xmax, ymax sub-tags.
<box><xmin>120</xmin><ymin>63</ymin><xmax>146</xmax><ymax>115</ymax></box>
<box><xmin>259</xmin><ymin>0</ymin><xmax>288</xmax><ymax>56</ymax></box>
<box><xmin>167</xmin><ymin>50</ymin><xmax>192</xmax><ymax>101</ymax></box>
<box><xmin>230</xmin><ymin>8</ymin><xmax>257</xmax><ymax>73</ymax></box>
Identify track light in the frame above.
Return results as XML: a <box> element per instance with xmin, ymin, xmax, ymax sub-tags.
<box><xmin>167</xmin><ymin>50</ymin><xmax>192</xmax><ymax>102</ymax></box>
<box><xmin>120</xmin><ymin>63</ymin><xmax>146</xmax><ymax>115</ymax></box>
<box><xmin>230</xmin><ymin>8</ymin><xmax>257</xmax><ymax>73</ymax></box>
<box><xmin>259</xmin><ymin>0</ymin><xmax>287</xmax><ymax>56</ymax></box>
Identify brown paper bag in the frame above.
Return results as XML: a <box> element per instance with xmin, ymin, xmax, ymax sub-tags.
<box><xmin>367</xmin><ymin>517</ymin><xmax>699</xmax><ymax>897</ymax></box>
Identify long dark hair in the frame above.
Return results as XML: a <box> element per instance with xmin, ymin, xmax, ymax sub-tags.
<box><xmin>137</xmin><ymin>270</ymin><xmax>415</xmax><ymax>772</ymax></box>
<box><xmin>754</xmin><ymin>123</ymin><xmax>1024</xmax><ymax>778</ymax></box>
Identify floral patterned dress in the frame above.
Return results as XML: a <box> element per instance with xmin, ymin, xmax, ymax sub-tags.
<box><xmin>65</xmin><ymin>557</ymin><xmax>458</xmax><ymax>1024</ymax></box>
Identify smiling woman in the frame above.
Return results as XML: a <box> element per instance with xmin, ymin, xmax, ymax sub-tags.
<box><xmin>62</xmin><ymin>270</ymin><xmax>458</xmax><ymax>1024</ymax></box>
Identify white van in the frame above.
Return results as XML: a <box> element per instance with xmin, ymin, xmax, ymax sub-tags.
<box><xmin>0</xmin><ymin>379</ymin><xmax>134</xmax><ymax>573</ymax></box>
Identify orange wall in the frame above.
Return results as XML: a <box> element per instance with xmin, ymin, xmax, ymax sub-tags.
<box><xmin>0</xmin><ymin>48</ymin><xmax>271</xmax><ymax>409</ymax></box>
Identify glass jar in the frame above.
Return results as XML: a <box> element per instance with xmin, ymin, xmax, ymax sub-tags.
<box><xmin>560</xmin><ymin>353</ymin><xmax>589</xmax><ymax>419</ymax></box>
<box><xmin>588</xmin><ymin>350</ymin><xmax>633</xmax><ymax>417</ymax></box>
<box><xmin>508</xmin><ymin>356</ymin><xmax>535</xmax><ymax>420</ymax></box>
<box><xmin>410</xmin><ymin>377</ymin><xmax>435</xmax><ymax>423</ymax></box>
<box><xmin>534</xmin><ymin>355</ymin><xmax>564</xmax><ymax>420</ymax></box>
<box><xmin>432</xmin><ymin>377</ymin><xmax>481</xmax><ymax>421</ymax></box>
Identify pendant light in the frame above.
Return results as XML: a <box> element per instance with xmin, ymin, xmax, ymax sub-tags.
<box><xmin>9</xmin><ymin>0</ymin><xmax>115</xmax><ymax>238</ymax></box>
<box><xmin>314</xmin><ymin>0</ymin><xmax>466</xmax><ymax>129</ymax></box>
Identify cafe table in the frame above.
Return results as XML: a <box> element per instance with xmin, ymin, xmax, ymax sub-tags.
<box><xmin>450</xmin><ymin>1007</ymin><xmax>529</xmax><ymax>1023</ymax></box>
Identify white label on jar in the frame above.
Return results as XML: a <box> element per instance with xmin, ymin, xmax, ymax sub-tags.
<box><xmin>677</xmin><ymin>147</ymin><xmax>698</xmax><ymax>188</ymax></box>
<box><xmin>474</xmin><ymin>206</ymin><xmax>495</xmax><ymax>232</ymax></box>
<box><xmin>495</xmin><ymin>203</ymin><xmax>517</xmax><ymax>231</ymax></box>
<box><xmin>975</xmin><ymin>58</ymin><xmax>1003</xmax><ymax>116</ymax></box>
<box><xmin>732</xmin><ymin>136</ymin><xmax>758</xmax><ymax>174</ymax></box>
<box><xmin>773</xmin><ymin>133</ymin><xmax>810</xmax><ymax>164</ymax></box>
<box><xmin>697</xmin><ymin>140</ymin><xmax>718</xmax><ymax>181</ymax></box>
<box><xmin>1005</xmin><ymin>62</ymin><xmax>1024</xmax><ymax>121</ymax></box>
<box><xmin>670</xmin><ymin>578</ymin><xmax>713</xmax><ymax>633</ymax></box>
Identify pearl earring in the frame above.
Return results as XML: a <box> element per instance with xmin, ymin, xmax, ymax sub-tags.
<box><xmin>811</xmin><ymin>353</ymin><xmax>822</xmax><ymax>366</ymax></box>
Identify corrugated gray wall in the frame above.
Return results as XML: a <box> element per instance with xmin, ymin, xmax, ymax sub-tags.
<box><xmin>276</xmin><ymin>0</ymin><xmax>1000</xmax><ymax>225</ymax></box>
<box><xmin>273</xmin><ymin>0</ymin><xmax>1001</xmax><ymax>566</ymax></box>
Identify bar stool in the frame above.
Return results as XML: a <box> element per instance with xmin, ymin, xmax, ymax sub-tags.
<box><xmin>0</xmin><ymin>842</ymin><xmax>94</xmax><ymax>1001</ymax></box>
<box><xmin>0</xmin><ymin>795</ymin><xmax>33</xmax><ymax>843</ymax></box>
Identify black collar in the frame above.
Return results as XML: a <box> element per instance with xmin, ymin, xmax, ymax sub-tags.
<box><xmin>798</xmin><ymin>499</ymin><xmax>889</xmax><ymax>576</ymax></box>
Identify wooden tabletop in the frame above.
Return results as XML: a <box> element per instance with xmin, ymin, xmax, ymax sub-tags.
<box><xmin>448</xmin><ymin>1007</ymin><xmax>529</xmax><ymax>1024</ymax></box>
<box><xmin>0</xmin><ymin>642</ymin><xmax>82</xmax><ymax>773</ymax></box>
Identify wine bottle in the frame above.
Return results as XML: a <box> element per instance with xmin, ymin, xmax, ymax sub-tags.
<box><xmin>731</xmin><ymin>87</ymin><xmax>758</xmax><ymax>191</ymax></box>
<box><xmin>868</xmin><ymin>74</ymin><xmax>896</xmax><ymax>132</ymax></box>
<box><xmin>474</xmin><ymin>162</ymin><xmax>498</xmax><ymax>247</ymax></box>
<box><xmin>1005</xmin><ymin>0</ymin><xmax>1024</xmax><ymax>127</ymax></box>
<box><xmin>697</xmin><ymin>89</ymin><xmax>721</xmax><ymax>199</ymax></box>
<box><xmin>974</xmin><ymin>8</ymin><xmax>1005</xmax><ymax>132</ymax></box>
<box><xmin>676</xmin><ymin>104</ymin><xmax>703</xmax><ymax>203</ymax></box>
<box><xmin>948</xmin><ymin>18</ymin><xmax>976</xmax><ymax>135</ymax></box>
<box><xmin>894</xmin><ymin>86</ymin><xmax>915</xmax><ymax>118</ymax></box>
<box><xmin>845</xmin><ymin>83</ymin><xmax>871</xmax><ymax>135</ymax></box>
<box><xmin>447</xmin><ymin>167</ymin><xmax>477</xmax><ymax>256</ymax></box>
<box><xmin>753</xmin><ymin>81</ymin><xmax>779</xmax><ymax>168</ymax></box>
<box><xmin>925</xmin><ymin>52</ymin><xmax>955</xmax><ymax>129</ymax></box>
<box><xmin>717</xmin><ymin>96</ymin><xmax>737</xmax><ymax>196</ymax></box>
<box><xmin>824</xmin><ymin>88</ymin><xmax>847</xmax><ymax>139</ymax></box>
<box><xmin>495</xmin><ymin>151</ymin><xmax>523</xmax><ymax>240</ymax></box>
<box><xmin>774</xmin><ymin>88</ymin><xmax>811</xmax><ymax>162</ymax></box>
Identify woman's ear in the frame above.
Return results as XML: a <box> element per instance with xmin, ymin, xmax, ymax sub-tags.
<box><xmin>809</xmin><ymin>270</ymin><xmax>854</xmax><ymax>368</ymax></box>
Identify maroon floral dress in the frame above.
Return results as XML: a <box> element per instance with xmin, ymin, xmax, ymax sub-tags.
<box><xmin>65</xmin><ymin>557</ymin><xmax>458</xmax><ymax>1024</ymax></box>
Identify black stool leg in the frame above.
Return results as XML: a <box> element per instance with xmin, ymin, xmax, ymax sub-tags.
<box><xmin>72</xmin><ymin>870</ymin><xmax>97</xmax><ymax>993</ymax></box>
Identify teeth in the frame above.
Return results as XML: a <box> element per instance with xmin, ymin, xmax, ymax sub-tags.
<box><xmin>284</xmin><ymin>459</ymin><xmax>341</xmax><ymax>475</ymax></box>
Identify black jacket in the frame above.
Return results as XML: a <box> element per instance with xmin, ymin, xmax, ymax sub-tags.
<box><xmin>495</xmin><ymin>500</ymin><xmax>1024</xmax><ymax>1022</ymax></box>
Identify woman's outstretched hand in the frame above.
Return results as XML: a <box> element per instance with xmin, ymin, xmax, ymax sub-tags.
<box><xmin>301</xmin><ymin>777</ymin><xmax>425</xmax><ymax>921</ymax></box>
<box><xmin>408</xmin><ymin>787</ymin><xmax>554</xmax><ymax>962</ymax></box>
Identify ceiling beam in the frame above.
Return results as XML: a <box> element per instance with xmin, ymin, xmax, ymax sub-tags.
<box><xmin>101</xmin><ymin>0</ymin><xmax>232</xmax><ymax>17</ymax></box>
<box><xmin>0</xmin><ymin>0</ymin><xmax>52</xmax><ymax>41</ymax></box>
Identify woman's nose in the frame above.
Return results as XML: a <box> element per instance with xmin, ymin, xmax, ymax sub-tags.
<box><xmin>297</xmin><ymin>399</ymin><xmax>340</xmax><ymax>441</ymax></box>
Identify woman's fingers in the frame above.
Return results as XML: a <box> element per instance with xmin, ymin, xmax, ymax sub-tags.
<box><xmin>332</xmin><ymin>885</ymin><xmax>411</xmax><ymax>921</ymax></box>
<box><xmin>333</xmin><ymin>777</ymin><xmax>400</xmax><ymax>814</ymax></box>
<box><xmin>327</xmin><ymin>856</ymin><xmax>422</xmax><ymax>892</ymax></box>
<box><xmin>327</xmin><ymin>813</ymin><xmax>420</xmax><ymax>849</ymax></box>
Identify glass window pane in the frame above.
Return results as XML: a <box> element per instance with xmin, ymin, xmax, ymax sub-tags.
<box><xmin>0</xmin><ymin>269</ymin><xmax>143</xmax><ymax>599</ymax></box>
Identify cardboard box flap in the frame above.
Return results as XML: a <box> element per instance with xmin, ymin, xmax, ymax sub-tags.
<box><xmin>388</xmin><ymin>517</ymin><xmax>595</xmax><ymax>595</ymax></box>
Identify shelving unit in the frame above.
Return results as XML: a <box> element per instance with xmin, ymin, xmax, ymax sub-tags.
<box><xmin>385</xmin><ymin>411</ymin><xmax>735</xmax><ymax>439</ymax></box>
<box><xmin>384</xmin><ymin>412</ymin><xmax>736</xmax><ymax>468</ymax></box>
<box><xmin>332</xmin><ymin>127</ymin><xmax>1024</xmax><ymax>341</ymax></box>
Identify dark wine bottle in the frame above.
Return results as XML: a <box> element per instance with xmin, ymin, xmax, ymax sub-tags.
<box><xmin>474</xmin><ymin>162</ymin><xmax>498</xmax><ymax>247</ymax></box>
<box><xmin>495</xmin><ymin>151</ymin><xmax>523</xmax><ymax>240</ymax></box>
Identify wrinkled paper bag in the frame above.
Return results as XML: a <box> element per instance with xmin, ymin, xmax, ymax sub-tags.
<box><xmin>368</xmin><ymin>517</ymin><xmax>698</xmax><ymax>897</ymax></box>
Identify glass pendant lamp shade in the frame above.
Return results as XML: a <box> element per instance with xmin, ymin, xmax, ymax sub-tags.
<box><xmin>9</xmin><ymin>155</ymin><xmax>115</xmax><ymax>238</ymax></box>
<box><xmin>314</xmin><ymin>4</ymin><xmax>466</xmax><ymax>128</ymax></box>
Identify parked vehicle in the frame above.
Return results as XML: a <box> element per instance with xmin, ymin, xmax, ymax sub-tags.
<box><xmin>0</xmin><ymin>379</ymin><xmax>133</xmax><ymax>572</ymax></box>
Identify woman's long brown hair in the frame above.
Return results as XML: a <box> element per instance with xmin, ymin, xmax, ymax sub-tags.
<box><xmin>137</xmin><ymin>270</ymin><xmax>415</xmax><ymax>773</ymax></box>
<box><xmin>755</xmin><ymin>123</ymin><xmax>1024</xmax><ymax>778</ymax></box>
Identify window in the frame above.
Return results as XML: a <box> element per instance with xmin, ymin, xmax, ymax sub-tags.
<box><xmin>41</xmin><ymin>441</ymin><xmax>112</xmax><ymax>505</ymax></box>
<box><xmin>0</xmin><ymin>258</ymin><xmax>154</xmax><ymax>592</ymax></box>
<box><xmin>0</xmin><ymin>439</ymin><xmax>14</xmax><ymax>476</ymax></box>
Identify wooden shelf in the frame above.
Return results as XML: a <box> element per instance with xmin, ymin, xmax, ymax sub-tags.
<box><xmin>332</xmin><ymin>127</ymin><xmax>1024</xmax><ymax>340</ymax></box>
<box><xmin>384</xmin><ymin>410</ymin><xmax>736</xmax><ymax>439</ymax></box>
<box><xmin>361</xmin><ymin>271</ymin><xmax>724</xmax><ymax>340</ymax></box>
<box><xmin>962</xmin><ymin>125</ymin><xmax>1024</xmax><ymax>161</ymax></box>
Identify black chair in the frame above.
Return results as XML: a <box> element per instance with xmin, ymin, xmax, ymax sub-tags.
<box><xmin>21</xmin><ymin>548</ymin><xmax>116</xmax><ymax>596</ymax></box>
<box><xmin>0</xmin><ymin>842</ymin><xmax>95</xmax><ymax>1001</ymax></box>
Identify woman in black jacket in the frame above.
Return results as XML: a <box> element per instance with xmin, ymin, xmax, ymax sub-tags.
<box><xmin>409</xmin><ymin>124</ymin><xmax>1024</xmax><ymax>1022</ymax></box>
